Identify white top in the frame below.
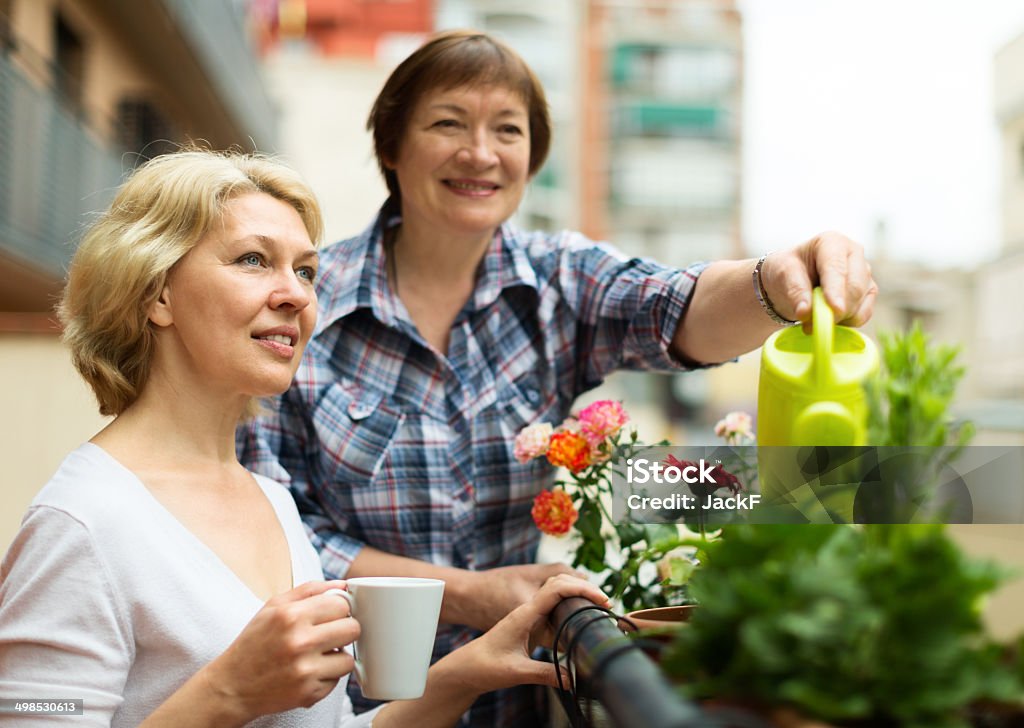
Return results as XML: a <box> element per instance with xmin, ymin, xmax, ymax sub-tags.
<box><xmin>0</xmin><ymin>443</ymin><xmax>378</xmax><ymax>727</ymax></box>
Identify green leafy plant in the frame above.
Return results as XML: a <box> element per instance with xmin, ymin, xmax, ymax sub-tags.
<box><xmin>661</xmin><ymin>524</ymin><xmax>1024</xmax><ymax>728</ymax></box>
<box><xmin>865</xmin><ymin>321</ymin><xmax>975</xmax><ymax>450</ymax></box>
<box><xmin>857</xmin><ymin>322</ymin><xmax>978</xmax><ymax>524</ymax></box>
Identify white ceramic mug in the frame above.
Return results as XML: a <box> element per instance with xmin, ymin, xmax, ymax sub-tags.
<box><xmin>330</xmin><ymin>577</ymin><xmax>444</xmax><ymax>700</ymax></box>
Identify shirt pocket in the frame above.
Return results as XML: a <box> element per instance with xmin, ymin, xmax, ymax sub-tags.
<box><xmin>312</xmin><ymin>380</ymin><xmax>404</xmax><ymax>489</ymax></box>
<box><xmin>499</xmin><ymin>371</ymin><xmax>558</xmax><ymax>432</ymax></box>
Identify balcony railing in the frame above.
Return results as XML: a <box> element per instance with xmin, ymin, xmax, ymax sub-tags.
<box><xmin>159</xmin><ymin>0</ymin><xmax>277</xmax><ymax>151</ymax></box>
<box><xmin>0</xmin><ymin>49</ymin><xmax>123</xmax><ymax>280</ymax></box>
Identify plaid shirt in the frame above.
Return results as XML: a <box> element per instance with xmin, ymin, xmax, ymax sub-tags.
<box><xmin>238</xmin><ymin>209</ymin><xmax>705</xmax><ymax>727</ymax></box>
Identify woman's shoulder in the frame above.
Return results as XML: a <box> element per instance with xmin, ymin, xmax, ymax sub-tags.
<box><xmin>509</xmin><ymin>225</ymin><xmax>626</xmax><ymax>259</ymax></box>
<box><xmin>504</xmin><ymin>226</ymin><xmax>633</xmax><ymax>286</ymax></box>
<box><xmin>29</xmin><ymin>443</ymin><xmax>141</xmax><ymax>522</ymax></box>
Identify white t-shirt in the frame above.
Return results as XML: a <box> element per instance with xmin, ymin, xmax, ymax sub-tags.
<box><xmin>0</xmin><ymin>443</ymin><xmax>378</xmax><ymax>727</ymax></box>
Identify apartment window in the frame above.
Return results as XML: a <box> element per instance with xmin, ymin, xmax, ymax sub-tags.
<box><xmin>116</xmin><ymin>98</ymin><xmax>177</xmax><ymax>160</ymax></box>
<box><xmin>53</xmin><ymin>13</ymin><xmax>84</xmax><ymax>107</ymax></box>
<box><xmin>1</xmin><ymin>0</ymin><xmax>13</xmax><ymax>52</ymax></box>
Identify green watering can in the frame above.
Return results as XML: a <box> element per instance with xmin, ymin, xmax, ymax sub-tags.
<box><xmin>757</xmin><ymin>287</ymin><xmax>879</xmax><ymax>446</ymax></box>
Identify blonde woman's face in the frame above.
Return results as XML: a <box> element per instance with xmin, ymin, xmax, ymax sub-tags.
<box><xmin>150</xmin><ymin>192</ymin><xmax>318</xmax><ymax>401</ymax></box>
<box><xmin>390</xmin><ymin>84</ymin><xmax>530</xmax><ymax>244</ymax></box>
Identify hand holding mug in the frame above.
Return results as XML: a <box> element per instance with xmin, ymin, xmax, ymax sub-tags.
<box><xmin>199</xmin><ymin>580</ymin><xmax>358</xmax><ymax>723</ymax></box>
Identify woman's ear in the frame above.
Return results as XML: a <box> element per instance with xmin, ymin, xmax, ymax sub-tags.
<box><xmin>148</xmin><ymin>285</ymin><xmax>174</xmax><ymax>328</ymax></box>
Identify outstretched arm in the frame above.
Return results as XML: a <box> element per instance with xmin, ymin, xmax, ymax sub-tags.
<box><xmin>673</xmin><ymin>231</ymin><xmax>877</xmax><ymax>364</ymax></box>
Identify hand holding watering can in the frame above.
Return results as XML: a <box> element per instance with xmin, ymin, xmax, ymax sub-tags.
<box><xmin>758</xmin><ymin>287</ymin><xmax>879</xmax><ymax>446</ymax></box>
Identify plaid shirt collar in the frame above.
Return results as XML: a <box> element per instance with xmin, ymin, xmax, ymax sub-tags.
<box><xmin>314</xmin><ymin>203</ymin><xmax>540</xmax><ymax>337</ymax></box>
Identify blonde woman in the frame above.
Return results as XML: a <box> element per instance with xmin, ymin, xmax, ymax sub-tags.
<box><xmin>0</xmin><ymin>149</ymin><xmax>607</xmax><ymax>727</ymax></box>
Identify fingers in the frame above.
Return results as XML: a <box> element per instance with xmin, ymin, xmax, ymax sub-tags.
<box><xmin>836</xmin><ymin>254</ymin><xmax>876</xmax><ymax>326</ymax></box>
<box><xmin>782</xmin><ymin>231</ymin><xmax>877</xmax><ymax>328</ymax></box>
<box><xmin>512</xmin><ymin>659</ymin><xmax>571</xmax><ymax>689</ymax></box>
<box><xmin>272</xmin><ymin>579</ymin><xmax>349</xmax><ymax>605</ymax></box>
<box><xmin>312</xmin><ymin>610</ymin><xmax>361</xmax><ymax>651</ymax></box>
<box><xmin>317</xmin><ymin>645</ymin><xmax>356</xmax><ymax>679</ymax></box>
<box><xmin>760</xmin><ymin>251</ymin><xmax>813</xmax><ymax>322</ymax></box>
<box><xmin>812</xmin><ymin>232</ymin><xmax>851</xmax><ymax>315</ymax></box>
<box><xmin>531</xmin><ymin>574</ymin><xmax>610</xmax><ymax>619</ymax></box>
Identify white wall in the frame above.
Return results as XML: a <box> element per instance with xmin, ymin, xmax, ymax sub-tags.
<box><xmin>0</xmin><ymin>334</ymin><xmax>109</xmax><ymax>552</ymax></box>
<box><xmin>260</xmin><ymin>50</ymin><xmax>391</xmax><ymax>244</ymax></box>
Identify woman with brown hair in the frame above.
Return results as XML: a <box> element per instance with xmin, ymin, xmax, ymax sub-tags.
<box><xmin>239</xmin><ymin>30</ymin><xmax>878</xmax><ymax>727</ymax></box>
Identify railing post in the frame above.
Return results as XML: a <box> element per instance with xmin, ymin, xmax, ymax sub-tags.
<box><xmin>549</xmin><ymin>596</ymin><xmax>708</xmax><ymax>728</ymax></box>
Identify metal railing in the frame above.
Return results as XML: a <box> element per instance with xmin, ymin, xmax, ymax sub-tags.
<box><xmin>549</xmin><ymin>596</ymin><xmax>709</xmax><ymax>728</ymax></box>
<box><xmin>0</xmin><ymin>47</ymin><xmax>123</xmax><ymax>279</ymax></box>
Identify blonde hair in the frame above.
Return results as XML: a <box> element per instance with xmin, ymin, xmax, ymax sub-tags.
<box><xmin>58</xmin><ymin>148</ymin><xmax>323</xmax><ymax>417</ymax></box>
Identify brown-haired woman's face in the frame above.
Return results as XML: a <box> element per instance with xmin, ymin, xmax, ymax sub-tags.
<box><xmin>388</xmin><ymin>84</ymin><xmax>530</xmax><ymax>243</ymax></box>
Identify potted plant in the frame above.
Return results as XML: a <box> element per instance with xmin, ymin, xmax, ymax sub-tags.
<box><xmin>659</xmin><ymin>523</ymin><xmax>1024</xmax><ymax>727</ymax></box>
<box><xmin>653</xmin><ymin>325</ymin><xmax>1024</xmax><ymax>726</ymax></box>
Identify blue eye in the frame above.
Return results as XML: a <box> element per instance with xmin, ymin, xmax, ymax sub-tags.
<box><xmin>240</xmin><ymin>253</ymin><xmax>264</xmax><ymax>267</ymax></box>
<box><xmin>297</xmin><ymin>266</ymin><xmax>317</xmax><ymax>282</ymax></box>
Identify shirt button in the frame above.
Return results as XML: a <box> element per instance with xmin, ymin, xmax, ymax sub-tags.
<box><xmin>525</xmin><ymin>388</ymin><xmax>541</xmax><ymax>405</ymax></box>
<box><xmin>454</xmin><ymin>419</ymin><xmax>467</xmax><ymax>434</ymax></box>
<box><xmin>348</xmin><ymin>401</ymin><xmax>374</xmax><ymax>419</ymax></box>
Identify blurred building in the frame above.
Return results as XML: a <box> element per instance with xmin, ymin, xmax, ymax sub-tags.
<box><xmin>0</xmin><ymin>0</ymin><xmax>277</xmax><ymax>314</ymax></box>
<box><xmin>963</xmin><ymin>29</ymin><xmax>1024</xmax><ymax>443</ymax></box>
<box><xmin>0</xmin><ymin>0</ymin><xmax>276</xmax><ymax>550</ymax></box>
<box><xmin>247</xmin><ymin>0</ymin><xmax>432</xmax><ymax>243</ymax></box>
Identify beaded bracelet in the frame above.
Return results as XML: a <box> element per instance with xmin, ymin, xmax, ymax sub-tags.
<box><xmin>752</xmin><ymin>254</ymin><xmax>797</xmax><ymax>326</ymax></box>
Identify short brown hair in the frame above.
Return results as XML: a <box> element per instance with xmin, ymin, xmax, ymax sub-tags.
<box><xmin>58</xmin><ymin>148</ymin><xmax>322</xmax><ymax>417</ymax></box>
<box><xmin>368</xmin><ymin>29</ymin><xmax>552</xmax><ymax>206</ymax></box>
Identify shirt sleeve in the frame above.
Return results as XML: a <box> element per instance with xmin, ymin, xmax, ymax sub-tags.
<box><xmin>554</xmin><ymin>231</ymin><xmax>710</xmax><ymax>389</ymax></box>
<box><xmin>0</xmin><ymin>506</ymin><xmax>133</xmax><ymax>726</ymax></box>
<box><xmin>238</xmin><ymin>389</ymin><xmax>366</xmax><ymax>579</ymax></box>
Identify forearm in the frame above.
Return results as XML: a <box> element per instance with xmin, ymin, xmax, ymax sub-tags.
<box><xmin>370</xmin><ymin>653</ymin><xmax>479</xmax><ymax>728</ymax></box>
<box><xmin>672</xmin><ymin>258</ymin><xmax>779</xmax><ymax>364</ymax></box>
<box><xmin>139</xmin><ymin>667</ymin><xmax>249</xmax><ymax>728</ymax></box>
<box><xmin>347</xmin><ymin>547</ymin><xmax>479</xmax><ymax>627</ymax></box>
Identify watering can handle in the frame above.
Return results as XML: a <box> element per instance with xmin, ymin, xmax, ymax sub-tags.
<box><xmin>812</xmin><ymin>286</ymin><xmax>833</xmax><ymax>386</ymax></box>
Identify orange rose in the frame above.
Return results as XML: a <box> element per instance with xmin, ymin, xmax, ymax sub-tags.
<box><xmin>531</xmin><ymin>488</ymin><xmax>579</xmax><ymax>536</ymax></box>
<box><xmin>546</xmin><ymin>431</ymin><xmax>592</xmax><ymax>473</ymax></box>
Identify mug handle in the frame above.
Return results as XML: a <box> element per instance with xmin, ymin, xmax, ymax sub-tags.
<box><xmin>325</xmin><ymin>588</ymin><xmax>363</xmax><ymax>681</ymax></box>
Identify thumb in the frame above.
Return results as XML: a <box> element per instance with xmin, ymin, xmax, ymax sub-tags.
<box><xmin>517</xmin><ymin>659</ymin><xmax>569</xmax><ymax>689</ymax></box>
<box><xmin>496</xmin><ymin>600</ymin><xmax>546</xmax><ymax>640</ymax></box>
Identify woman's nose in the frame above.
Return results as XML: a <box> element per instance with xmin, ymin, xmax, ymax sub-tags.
<box><xmin>269</xmin><ymin>271</ymin><xmax>312</xmax><ymax>311</ymax></box>
<box><xmin>456</xmin><ymin>133</ymin><xmax>498</xmax><ymax>168</ymax></box>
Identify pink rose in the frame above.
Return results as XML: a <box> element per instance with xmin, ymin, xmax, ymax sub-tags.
<box><xmin>578</xmin><ymin>400</ymin><xmax>629</xmax><ymax>447</ymax></box>
<box><xmin>713</xmin><ymin>411</ymin><xmax>754</xmax><ymax>444</ymax></box>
